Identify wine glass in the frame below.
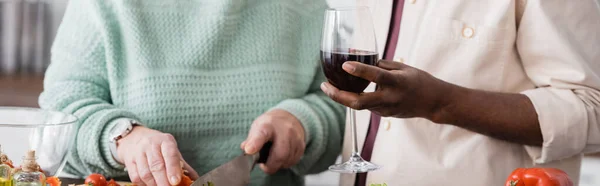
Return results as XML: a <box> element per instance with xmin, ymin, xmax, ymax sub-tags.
<box><xmin>320</xmin><ymin>7</ymin><xmax>380</xmax><ymax>173</ymax></box>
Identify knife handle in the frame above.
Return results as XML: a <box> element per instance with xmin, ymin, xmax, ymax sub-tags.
<box><xmin>257</xmin><ymin>141</ymin><xmax>272</xmax><ymax>164</ymax></box>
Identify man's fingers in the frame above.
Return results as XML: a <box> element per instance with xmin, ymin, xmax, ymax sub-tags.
<box><xmin>378</xmin><ymin>60</ymin><xmax>406</xmax><ymax>70</ymax></box>
<box><xmin>350</xmin><ymin>92</ymin><xmax>387</xmax><ymax>110</ymax></box>
<box><xmin>321</xmin><ymin>82</ymin><xmax>358</xmax><ymax>106</ymax></box>
<box><xmin>321</xmin><ymin>82</ymin><xmax>385</xmax><ymax>110</ymax></box>
<box><xmin>342</xmin><ymin>61</ymin><xmax>395</xmax><ymax>84</ymax></box>
<box><xmin>161</xmin><ymin>140</ymin><xmax>183</xmax><ymax>185</ymax></box>
<box><xmin>244</xmin><ymin>123</ymin><xmax>273</xmax><ymax>154</ymax></box>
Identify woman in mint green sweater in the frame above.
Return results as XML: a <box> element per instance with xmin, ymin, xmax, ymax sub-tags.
<box><xmin>39</xmin><ymin>0</ymin><xmax>345</xmax><ymax>185</ymax></box>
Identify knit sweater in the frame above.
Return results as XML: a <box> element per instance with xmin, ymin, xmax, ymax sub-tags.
<box><xmin>39</xmin><ymin>0</ymin><xmax>345</xmax><ymax>185</ymax></box>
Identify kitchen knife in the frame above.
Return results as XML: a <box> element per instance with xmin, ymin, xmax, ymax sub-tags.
<box><xmin>190</xmin><ymin>142</ymin><xmax>272</xmax><ymax>186</ymax></box>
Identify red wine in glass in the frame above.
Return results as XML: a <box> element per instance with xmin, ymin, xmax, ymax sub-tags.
<box><xmin>321</xmin><ymin>49</ymin><xmax>379</xmax><ymax>93</ymax></box>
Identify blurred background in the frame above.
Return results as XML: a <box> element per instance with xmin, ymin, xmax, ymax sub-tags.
<box><xmin>0</xmin><ymin>0</ymin><xmax>598</xmax><ymax>185</ymax></box>
<box><xmin>0</xmin><ymin>0</ymin><xmax>67</xmax><ymax>107</ymax></box>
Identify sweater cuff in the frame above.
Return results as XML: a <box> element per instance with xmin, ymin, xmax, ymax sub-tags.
<box><xmin>100</xmin><ymin>118</ymin><xmax>136</xmax><ymax>170</ymax></box>
<box><xmin>270</xmin><ymin>99</ymin><xmax>318</xmax><ymax>146</ymax></box>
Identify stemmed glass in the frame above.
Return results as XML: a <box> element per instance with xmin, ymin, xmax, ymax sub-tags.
<box><xmin>320</xmin><ymin>7</ymin><xmax>380</xmax><ymax>173</ymax></box>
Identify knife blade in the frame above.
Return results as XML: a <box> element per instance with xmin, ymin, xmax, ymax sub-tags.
<box><xmin>191</xmin><ymin>142</ymin><xmax>272</xmax><ymax>186</ymax></box>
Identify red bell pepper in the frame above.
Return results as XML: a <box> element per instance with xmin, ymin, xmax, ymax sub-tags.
<box><xmin>506</xmin><ymin>168</ymin><xmax>573</xmax><ymax>186</ymax></box>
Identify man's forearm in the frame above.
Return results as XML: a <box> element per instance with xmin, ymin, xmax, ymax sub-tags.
<box><xmin>431</xmin><ymin>84</ymin><xmax>543</xmax><ymax>146</ymax></box>
<box><xmin>320</xmin><ymin>60</ymin><xmax>544</xmax><ymax>146</ymax></box>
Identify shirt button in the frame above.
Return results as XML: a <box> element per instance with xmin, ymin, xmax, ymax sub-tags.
<box><xmin>384</xmin><ymin>120</ymin><xmax>391</xmax><ymax>131</ymax></box>
<box><xmin>462</xmin><ymin>27</ymin><xmax>475</xmax><ymax>38</ymax></box>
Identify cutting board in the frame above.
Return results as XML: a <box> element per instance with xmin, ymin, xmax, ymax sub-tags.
<box><xmin>59</xmin><ymin>178</ymin><xmax>135</xmax><ymax>186</ymax></box>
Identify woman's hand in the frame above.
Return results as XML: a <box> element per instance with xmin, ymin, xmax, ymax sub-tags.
<box><xmin>117</xmin><ymin>126</ymin><xmax>199</xmax><ymax>186</ymax></box>
<box><xmin>320</xmin><ymin>60</ymin><xmax>453</xmax><ymax>120</ymax></box>
<box><xmin>241</xmin><ymin>109</ymin><xmax>305</xmax><ymax>174</ymax></box>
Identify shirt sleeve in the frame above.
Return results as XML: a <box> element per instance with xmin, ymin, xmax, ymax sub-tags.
<box><xmin>39</xmin><ymin>0</ymin><xmax>139</xmax><ymax>177</ymax></box>
<box><xmin>517</xmin><ymin>0</ymin><xmax>600</xmax><ymax>163</ymax></box>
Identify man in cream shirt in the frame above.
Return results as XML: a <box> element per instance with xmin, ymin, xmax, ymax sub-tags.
<box><xmin>322</xmin><ymin>0</ymin><xmax>600</xmax><ymax>185</ymax></box>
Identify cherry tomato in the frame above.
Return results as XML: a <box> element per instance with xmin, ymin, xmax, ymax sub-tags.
<box><xmin>85</xmin><ymin>173</ymin><xmax>108</xmax><ymax>186</ymax></box>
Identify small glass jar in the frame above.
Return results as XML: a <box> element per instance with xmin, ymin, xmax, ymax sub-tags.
<box><xmin>12</xmin><ymin>150</ymin><xmax>44</xmax><ymax>186</ymax></box>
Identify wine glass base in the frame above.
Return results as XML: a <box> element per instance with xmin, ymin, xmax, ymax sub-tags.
<box><xmin>328</xmin><ymin>158</ymin><xmax>380</xmax><ymax>173</ymax></box>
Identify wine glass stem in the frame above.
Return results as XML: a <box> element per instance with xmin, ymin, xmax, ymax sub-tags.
<box><xmin>349</xmin><ymin>107</ymin><xmax>360</xmax><ymax>155</ymax></box>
